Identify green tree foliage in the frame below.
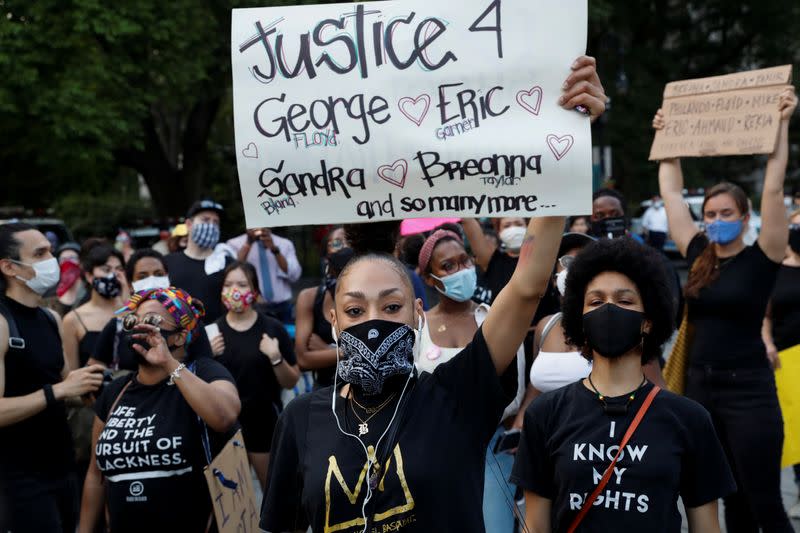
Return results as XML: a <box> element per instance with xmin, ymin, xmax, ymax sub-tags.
<box><xmin>1</xmin><ymin>0</ymin><xmax>798</xmax><ymax>225</ymax></box>
<box><xmin>589</xmin><ymin>0</ymin><xmax>800</xmax><ymax>203</ymax></box>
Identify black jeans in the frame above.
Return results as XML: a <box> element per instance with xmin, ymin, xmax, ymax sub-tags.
<box><xmin>0</xmin><ymin>472</ymin><xmax>77</xmax><ymax>533</ymax></box>
<box><xmin>686</xmin><ymin>366</ymin><xmax>792</xmax><ymax>533</ymax></box>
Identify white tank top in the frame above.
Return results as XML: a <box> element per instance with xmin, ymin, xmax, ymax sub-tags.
<box><xmin>415</xmin><ymin>305</ymin><xmax>526</xmax><ymax>419</ymax></box>
<box><xmin>529</xmin><ymin>313</ymin><xmax>591</xmax><ymax>393</ymax></box>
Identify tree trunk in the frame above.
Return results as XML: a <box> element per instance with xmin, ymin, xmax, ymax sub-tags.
<box><xmin>114</xmin><ymin>98</ymin><xmax>221</xmax><ymax>218</ymax></box>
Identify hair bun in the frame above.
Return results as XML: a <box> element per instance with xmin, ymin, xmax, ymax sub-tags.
<box><xmin>344</xmin><ymin>222</ymin><xmax>400</xmax><ymax>256</ymax></box>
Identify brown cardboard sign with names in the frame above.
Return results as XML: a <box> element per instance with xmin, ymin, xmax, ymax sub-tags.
<box><xmin>649</xmin><ymin>65</ymin><xmax>792</xmax><ymax>160</ymax></box>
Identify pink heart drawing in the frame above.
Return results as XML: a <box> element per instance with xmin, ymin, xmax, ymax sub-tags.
<box><xmin>242</xmin><ymin>142</ymin><xmax>258</xmax><ymax>159</ymax></box>
<box><xmin>377</xmin><ymin>159</ymin><xmax>408</xmax><ymax>188</ymax></box>
<box><xmin>397</xmin><ymin>94</ymin><xmax>431</xmax><ymax>126</ymax></box>
<box><xmin>546</xmin><ymin>134</ymin><xmax>574</xmax><ymax>161</ymax></box>
<box><xmin>516</xmin><ymin>86</ymin><xmax>543</xmax><ymax>116</ymax></box>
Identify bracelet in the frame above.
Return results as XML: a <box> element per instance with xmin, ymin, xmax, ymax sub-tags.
<box><xmin>43</xmin><ymin>384</ymin><xmax>57</xmax><ymax>407</ymax></box>
<box><xmin>168</xmin><ymin>363</ymin><xmax>186</xmax><ymax>386</ymax></box>
<box><xmin>270</xmin><ymin>357</ymin><xmax>284</xmax><ymax>367</ymax></box>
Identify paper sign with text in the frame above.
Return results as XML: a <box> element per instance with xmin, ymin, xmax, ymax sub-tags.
<box><xmin>204</xmin><ymin>430</ymin><xmax>259</xmax><ymax>533</ymax></box>
<box><xmin>231</xmin><ymin>0</ymin><xmax>591</xmax><ymax>227</ymax></box>
<box><xmin>649</xmin><ymin>65</ymin><xmax>792</xmax><ymax>160</ymax></box>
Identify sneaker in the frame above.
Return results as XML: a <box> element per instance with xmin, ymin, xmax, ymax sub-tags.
<box><xmin>789</xmin><ymin>499</ymin><xmax>800</xmax><ymax>520</ymax></box>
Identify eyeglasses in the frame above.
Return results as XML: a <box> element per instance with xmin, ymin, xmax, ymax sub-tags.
<box><xmin>558</xmin><ymin>255</ymin><xmax>576</xmax><ymax>270</ymax></box>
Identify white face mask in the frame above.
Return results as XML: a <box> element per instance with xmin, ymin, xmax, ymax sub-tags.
<box><xmin>499</xmin><ymin>226</ymin><xmax>526</xmax><ymax>252</ymax></box>
<box><xmin>131</xmin><ymin>275</ymin><xmax>170</xmax><ymax>293</ymax></box>
<box><xmin>556</xmin><ymin>269</ymin><xmax>568</xmax><ymax>297</ymax></box>
<box><xmin>12</xmin><ymin>257</ymin><xmax>60</xmax><ymax>296</ymax></box>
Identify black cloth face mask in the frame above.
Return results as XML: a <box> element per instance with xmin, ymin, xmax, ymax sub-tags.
<box><xmin>93</xmin><ymin>274</ymin><xmax>122</xmax><ymax>299</ymax></box>
<box><xmin>336</xmin><ymin>319</ymin><xmax>415</xmax><ymax>396</ymax></box>
<box><xmin>125</xmin><ymin>329</ymin><xmax>181</xmax><ymax>367</ymax></box>
<box><xmin>582</xmin><ymin>303</ymin><xmax>645</xmax><ymax>358</ymax></box>
<box><xmin>590</xmin><ymin>217</ymin><xmax>628</xmax><ymax>239</ymax></box>
<box><xmin>789</xmin><ymin>227</ymin><xmax>800</xmax><ymax>255</ymax></box>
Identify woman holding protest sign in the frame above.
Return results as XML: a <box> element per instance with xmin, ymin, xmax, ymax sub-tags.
<box><xmin>512</xmin><ymin>237</ymin><xmax>735</xmax><ymax>532</ymax></box>
<box><xmin>260</xmin><ymin>55</ymin><xmax>606</xmax><ymax>533</ymax></box>
<box><xmin>652</xmin><ymin>86</ymin><xmax>797</xmax><ymax>532</ymax></box>
<box><xmin>79</xmin><ymin>287</ymin><xmax>240</xmax><ymax>533</ymax></box>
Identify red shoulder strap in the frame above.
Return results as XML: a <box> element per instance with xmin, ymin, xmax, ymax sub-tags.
<box><xmin>567</xmin><ymin>385</ymin><xmax>660</xmax><ymax>533</ymax></box>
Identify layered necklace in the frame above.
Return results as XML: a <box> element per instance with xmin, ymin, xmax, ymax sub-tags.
<box><xmin>349</xmin><ymin>391</ymin><xmax>397</xmax><ymax>436</ymax></box>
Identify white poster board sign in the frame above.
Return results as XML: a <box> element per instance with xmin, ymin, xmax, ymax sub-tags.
<box><xmin>232</xmin><ymin>0</ymin><xmax>591</xmax><ymax>227</ymax></box>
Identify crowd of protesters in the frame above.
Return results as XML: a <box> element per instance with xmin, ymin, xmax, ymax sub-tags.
<box><xmin>0</xmin><ymin>55</ymin><xmax>799</xmax><ymax>533</ymax></box>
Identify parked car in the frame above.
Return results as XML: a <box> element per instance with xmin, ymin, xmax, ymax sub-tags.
<box><xmin>0</xmin><ymin>217</ymin><xmax>74</xmax><ymax>246</ymax></box>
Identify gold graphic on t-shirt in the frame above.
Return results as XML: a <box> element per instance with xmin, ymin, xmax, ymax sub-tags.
<box><xmin>324</xmin><ymin>444</ymin><xmax>415</xmax><ymax>533</ymax></box>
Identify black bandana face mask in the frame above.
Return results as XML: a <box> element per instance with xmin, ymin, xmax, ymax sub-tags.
<box><xmin>336</xmin><ymin>319</ymin><xmax>415</xmax><ymax>395</ymax></box>
<box><xmin>93</xmin><ymin>274</ymin><xmax>122</xmax><ymax>299</ymax></box>
<box><xmin>789</xmin><ymin>227</ymin><xmax>800</xmax><ymax>255</ymax></box>
<box><xmin>582</xmin><ymin>303</ymin><xmax>645</xmax><ymax>359</ymax></box>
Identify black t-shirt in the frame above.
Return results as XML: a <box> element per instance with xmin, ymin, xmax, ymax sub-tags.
<box><xmin>94</xmin><ymin>317</ymin><xmax>214</xmax><ymax>371</ymax></box>
<box><xmin>0</xmin><ymin>297</ymin><xmax>73</xmax><ymax>478</ymax></box>
<box><xmin>93</xmin><ymin>357</ymin><xmax>235</xmax><ymax>533</ymax></box>
<box><xmin>260</xmin><ymin>327</ymin><xmax>506</xmax><ymax>533</ymax></box>
<box><xmin>479</xmin><ymin>249</ymin><xmax>518</xmax><ymax>306</ymax></box>
<box><xmin>770</xmin><ymin>264</ymin><xmax>800</xmax><ymax>351</ymax></box>
<box><xmin>511</xmin><ymin>381</ymin><xmax>735</xmax><ymax>532</ymax></box>
<box><xmin>164</xmin><ymin>252</ymin><xmax>232</xmax><ymax>323</ymax></box>
<box><xmin>215</xmin><ymin>312</ymin><xmax>295</xmax><ymax>426</ymax></box>
<box><xmin>686</xmin><ymin>234</ymin><xmax>780</xmax><ymax>368</ymax></box>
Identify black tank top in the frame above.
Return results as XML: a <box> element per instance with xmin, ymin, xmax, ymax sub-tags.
<box><xmin>74</xmin><ymin>311</ymin><xmax>100</xmax><ymax>366</ymax></box>
<box><xmin>0</xmin><ymin>296</ymin><xmax>73</xmax><ymax>478</ymax></box>
<box><xmin>312</xmin><ymin>285</ymin><xmax>336</xmax><ymax>387</ymax></box>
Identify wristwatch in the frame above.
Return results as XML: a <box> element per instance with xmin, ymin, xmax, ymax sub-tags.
<box><xmin>271</xmin><ymin>247</ymin><xmax>280</xmax><ymax>255</ymax></box>
<box><xmin>270</xmin><ymin>357</ymin><xmax>284</xmax><ymax>367</ymax></box>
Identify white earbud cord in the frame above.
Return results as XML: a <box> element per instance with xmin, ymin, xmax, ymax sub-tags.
<box><xmin>331</xmin><ymin>329</ymin><xmax>415</xmax><ymax>533</ymax></box>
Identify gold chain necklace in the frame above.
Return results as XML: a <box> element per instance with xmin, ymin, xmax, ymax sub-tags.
<box><xmin>350</xmin><ymin>392</ymin><xmax>397</xmax><ymax>436</ymax></box>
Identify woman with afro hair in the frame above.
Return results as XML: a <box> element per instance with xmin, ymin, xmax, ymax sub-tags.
<box><xmin>512</xmin><ymin>237</ymin><xmax>735</xmax><ymax>533</ymax></box>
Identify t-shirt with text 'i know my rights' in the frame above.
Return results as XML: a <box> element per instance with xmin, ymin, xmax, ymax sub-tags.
<box><xmin>511</xmin><ymin>381</ymin><xmax>735</xmax><ymax>532</ymax></box>
<box><xmin>94</xmin><ymin>357</ymin><xmax>236</xmax><ymax>533</ymax></box>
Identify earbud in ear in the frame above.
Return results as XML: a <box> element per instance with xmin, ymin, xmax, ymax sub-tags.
<box><xmin>417</xmin><ymin>315</ymin><xmax>423</xmax><ymax>333</ymax></box>
<box><xmin>331</xmin><ymin>325</ymin><xmax>338</xmax><ymax>343</ymax></box>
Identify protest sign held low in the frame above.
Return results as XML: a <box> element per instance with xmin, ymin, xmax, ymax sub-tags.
<box><xmin>649</xmin><ymin>65</ymin><xmax>792</xmax><ymax>160</ymax></box>
<box><xmin>204</xmin><ymin>431</ymin><xmax>259</xmax><ymax>533</ymax></box>
<box><xmin>231</xmin><ymin>0</ymin><xmax>591</xmax><ymax>227</ymax></box>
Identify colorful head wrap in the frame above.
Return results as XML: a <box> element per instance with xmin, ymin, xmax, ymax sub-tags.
<box><xmin>117</xmin><ymin>287</ymin><xmax>205</xmax><ymax>343</ymax></box>
<box><xmin>418</xmin><ymin>229</ymin><xmax>463</xmax><ymax>273</ymax></box>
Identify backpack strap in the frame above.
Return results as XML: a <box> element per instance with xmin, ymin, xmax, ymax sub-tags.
<box><xmin>0</xmin><ymin>299</ymin><xmax>24</xmax><ymax>349</ymax></box>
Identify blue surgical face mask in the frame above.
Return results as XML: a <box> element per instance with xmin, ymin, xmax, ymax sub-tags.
<box><xmin>706</xmin><ymin>219</ymin><xmax>743</xmax><ymax>245</ymax></box>
<box><xmin>432</xmin><ymin>267</ymin><xmax>477</xmax><ymax>302</ymax></box>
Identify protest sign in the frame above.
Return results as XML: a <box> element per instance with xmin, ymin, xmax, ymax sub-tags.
<box><xmin>231</xmin><ymin>0</ymin><xmax>591</xmax><ymax>227</ymax></box>
<box><xmin>204</xmin><ymin>430</ymin><xmax>259</xmax><ymax>533</ymax></box>
<box><xmin>649</xmin><ymin>65</ymin><xmax>792</xmax><ymax>160</ymax></box>
<box><xmin>775</xmin><ymin>345</ymin><xmax>800</xmax><ymax>468</ymax></box>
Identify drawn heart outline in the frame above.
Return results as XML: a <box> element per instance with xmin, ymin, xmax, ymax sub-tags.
<box><xmin>546</xmin><ymin>134</ymin><xmax>574</xmax><ymax>161</ymax></box>
<box><xmin>242</xmin><ymin>142</ymin><xmax>259</xmax><ymax>159</ymax></box>
<box><xmin>516</xmin><ymin>86</ymin><xmax>543</xmax><ymax>116</ymax></box>
<box><xmin>397</xmin><ymin>94</ymin><xmax>431</xmax><ymax>127</ymax></box>
<box><xmin>377</xmin><ymin>159</ymin><xmax>408</xmax><ymax>188</ymax></box>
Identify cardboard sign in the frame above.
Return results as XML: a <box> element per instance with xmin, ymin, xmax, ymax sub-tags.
<box><xmin>204</xmin><ymin>430</ymin><xmax>260</xmax><ymax>533</ymax></box>
<box><xmin>231</xmin><ymin>0</ymin><xmax>591</xmax><ymax>227</ymax></box>
<box><xmin>775</xmin><ymin>345</ymin><xmax>800</xmax><ymax>468</ymax></box>
<box><xmin>649</xmin><ymin>65</ymin><xmax>792</xmax><ymax>160</ymax></box>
